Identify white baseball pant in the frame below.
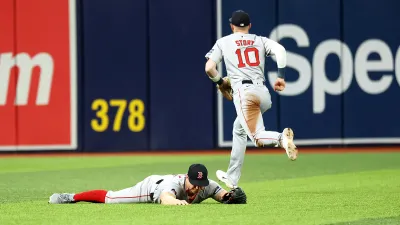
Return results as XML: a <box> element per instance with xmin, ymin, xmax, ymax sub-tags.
<box><xmin>226</xmin><ymin>80</ymin><xmax>282</xmax><ymax>186</ymax></box>
<box><xmin>105</xmin><ymin>175</ymin><xmax>163</xmax><ymax>204</ymax></box>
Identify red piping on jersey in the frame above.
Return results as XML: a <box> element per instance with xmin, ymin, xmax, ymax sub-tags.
<box><xmin>105</xmin><ymin>195</ymin><xmax>150</xmax><ymax>199</ymax></box>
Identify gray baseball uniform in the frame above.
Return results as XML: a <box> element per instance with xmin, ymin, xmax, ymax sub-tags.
<box><xmin>205</xmin><ymin>33</ymin><xmax>287</xmax><ymax>187</ymax></box>
<box><xmin>105</xmin><ymin>174</ymin><xmax>224</xmax><ymax>204</ymax></box>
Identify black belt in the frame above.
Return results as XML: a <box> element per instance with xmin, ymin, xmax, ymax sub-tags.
<box><xmin>242</xmin><ymin>80</ymin><xmax>253</xmax><ymax>84</ymax></box>
<box><xmin>242</xmin><ymin>80</ymin><xmax>265</xmax><ymax>85</ymax></box>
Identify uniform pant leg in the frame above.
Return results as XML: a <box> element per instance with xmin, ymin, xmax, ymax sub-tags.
<box><xmin>226</xmin><ymin>85</ymin><xmax>282</xmax><ymax>186</ymax></box>
<box><xmin>234</xmin><ymin>85</ymin><xmax>281</xmax><ymax>148</ymax></box>
<box><xmin>105</xmin><ymin>176</ymin><xmax>153</xmax><ymax>204</ymax></box>
<box><xmin>226</xmin><ymin>116</ymin><xmax>247</xmax><ymax>187</ymax></box>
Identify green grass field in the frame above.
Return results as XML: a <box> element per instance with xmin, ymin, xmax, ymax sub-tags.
<box><xmin>0</xmin><ymin>151</ymin><xmax>400</xmax><ymax>225</ymax></box>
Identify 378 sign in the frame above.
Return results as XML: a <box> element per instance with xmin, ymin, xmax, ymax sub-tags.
<box><xmin>91</xmin><ymin>98</ymin><xmax>146</xmax><ymax>133</ymax></box>
<box><xmin>0</xmin><ymin>0</ymin><xmax>77</xmax><ymax>150</ymax></box>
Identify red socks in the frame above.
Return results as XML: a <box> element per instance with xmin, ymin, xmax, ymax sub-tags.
<box><xmin>73</xmin><ymin>190</ymin><xmax>107</xmax><ymax>203</ymax></box>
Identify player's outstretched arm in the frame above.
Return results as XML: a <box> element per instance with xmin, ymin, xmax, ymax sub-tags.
<box><xmin>159</xmin><ymin>192</ymin><xmax>189</xmax><ymax>205</ymax></box>
<box><xmin>214</xmin><ymin>189</ymin><xmax>229</xmax><ymax>202</ymax></box>
<box><xmin>214</xmin><ymin>187</ymin><xmax>247</xmax><ymax>204</ymax></box>
<box><xmin>208</xmin><ymin>180</ymin><xmax>246</xmax><ymax>204</ymax></box>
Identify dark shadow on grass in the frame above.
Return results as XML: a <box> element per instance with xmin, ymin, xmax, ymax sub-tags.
<box><xmin>324</xmin><ymin>216</ymin><xmax>400</xmax><ymax>225</ymax></box>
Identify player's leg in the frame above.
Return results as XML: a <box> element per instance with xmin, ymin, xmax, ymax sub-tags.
<box><xmin>234</xmin><ymin>85</ymin><xmax>297</xmax><ymax>160</ymax></box>
<box><xmin>215</xmin><ymin>85</ymin><xmax>276</xmax><ymax>189</ymax></box>
<box><xmin>48</xmin><ymin>176</ymin><xmax>154</xmax><ymax>204</ymax></box>
<box><xmin>233</xmin><ymin>85</ymin><xmax>280</xmax><ymax>146</ymax></box>
<box><xmin>217</xmin><ymin>117</ymin><xmax>247</xmax><ymax>188</ymax></box>
<box><xmin>256</xmin><ymin>86</ymin><xmax>298</xmax><ymax>160</ymax></box>
<box><xmin>48</xmin><ymin>190</ymin><xmax>107</xmax><ymax>204</ymax></box>
<box><xmin>105</xmin><ymin>176</ymin><xmax>153</xmax><ymax>204</ymax></box>
<box><xmin>75</xmin><ymin>190</ymin><xmax>108</xmax><ymax>203</ymax></box>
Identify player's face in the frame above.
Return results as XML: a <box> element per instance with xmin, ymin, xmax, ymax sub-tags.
<box><xmin>187</xmin><ymin>185</ymin><xmax>205</xmax><ymax>195</ymax></box>
<box><xmin>186</xmin><ymin>179</ymin><xmax>205</xmax><ymax>195</ymax></box>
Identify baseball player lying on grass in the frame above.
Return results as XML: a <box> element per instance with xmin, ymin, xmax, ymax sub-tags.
<box><xmin>48</xmin><ymin>164</ymin><xmax>246</xmax><ymax>205</ymax></box>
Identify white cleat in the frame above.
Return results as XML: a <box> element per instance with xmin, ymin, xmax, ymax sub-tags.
<box><xmin>216</xmin><ymin>170</ymin><xmax>237</xmax><ymax>189</ymax></box>
<box><xmin>281</xmin><ymin>128</ymin><xmax>298</xmax><ymax>161</ymax></box>
<box><xmin>48</xmin><ymin>193</ymin><xmax>75</xmax><ymax>204</ymax></box>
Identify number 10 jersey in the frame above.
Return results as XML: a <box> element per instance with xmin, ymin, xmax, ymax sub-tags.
<box><xmin>205</xmin><ymin>32</ymin><xmax>285</xmax><ymax>88</ymax></box>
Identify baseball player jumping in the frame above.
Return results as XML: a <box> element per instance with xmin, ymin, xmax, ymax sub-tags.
<box><xmin>205</xmin><ymin>10</ymin><xmax>298</xmax><ymax>189</ymax></box>
<box><xmin>48</xmin><ymin>164</ymin><xmax>246</xmax><ymax>205</ymax></box>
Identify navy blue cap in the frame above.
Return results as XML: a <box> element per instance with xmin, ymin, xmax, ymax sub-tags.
<box><xmin>187</xmin><ymin>164</ymin><xmax>209</xmax><ymax>187</ymax></box>
<box><xmin>229</xmin><ymin>10</ymin><xmax>251</xmax><ymax>27</ymax></box>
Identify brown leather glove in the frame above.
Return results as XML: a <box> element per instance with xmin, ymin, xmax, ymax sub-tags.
<box><xmin>217</xmin><ymin>77</ymin><xmax>233</xmax><ymax>101</ymax></box>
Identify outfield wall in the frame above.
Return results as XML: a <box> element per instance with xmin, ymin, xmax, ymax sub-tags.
<box><xmin>217</xmin><ymin>0</ymin><xmax>400</xmax><ymax>147</ymax></box>
<box><xmin>0</xmin><ymin>0</ymin><xmax>399</xmax><ymax>152</ymax></box>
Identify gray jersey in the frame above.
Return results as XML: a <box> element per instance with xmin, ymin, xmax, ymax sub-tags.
<box><xmin>152</xmin><ymin>174</ymin><xmax>224</xmax><ymax>204</ymax></box>
<box><xmin>205</xmin><ymin>33</ymin><xmax>284</xmax><ymax>88</ymax></box>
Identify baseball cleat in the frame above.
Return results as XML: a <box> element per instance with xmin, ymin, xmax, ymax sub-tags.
<box><xmin>48</xmin><ymin>193</ymin><xmax>75</xmax><ymax>204</ymax></box>
<box><xmin>216</xmin><ymin>170</ymin><xmax>237</xmax><ymax>189</ymax></box>
<box><xmin>281</xmin><ymin>128</ymin><xmax>298</xmax><ymax>160</ymax></box>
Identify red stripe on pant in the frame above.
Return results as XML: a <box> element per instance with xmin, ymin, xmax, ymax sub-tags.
<box><xmin>105</xmin><ymin>195</ymin><xmax>150</xmax><ymax>199</ymax></box>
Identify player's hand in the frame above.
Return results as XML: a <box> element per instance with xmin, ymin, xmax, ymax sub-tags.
<box><xmin>160</xmin><ymin>193</ymin><xmax>189</xmax><ymax>205</ymax></box>
<box><xmin>274</xmin><ymin>78</ymin><xmax>286</xmax><ymax>92</ymax></box>
<box><xmin>217</xmin><ymin>77</ymin><xmax>233</xmax><ymax>101</ymax></box>
<box><xmin>176</xmin><ymin>200</ymin><xmax>189</xmax><ymax>205</ymax></box>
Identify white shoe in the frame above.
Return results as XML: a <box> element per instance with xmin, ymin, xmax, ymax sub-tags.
<box><xmin>48</xmin><ymin>193</ymin><xmax>75</xmax><ymax>204</ymax></box>
<box><xmin>216</xmin><ymin>170</ymin><xmax>237</xmax><ymax>189</ymax></box>
<box><xmin>280</xmin><ymin>128</ymin><xmax>298</xmax><ymax>161</ymax></box>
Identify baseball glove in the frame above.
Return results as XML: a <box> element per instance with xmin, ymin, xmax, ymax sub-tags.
<box><xmin>222</xmin><ymin>187</ymin><xmax>247</xmax><ymax>204</ymax></box>
<box><xmin>217</xmin><ymin>77</ymin><xmax>233</xmax><ymax>101</ymax></box>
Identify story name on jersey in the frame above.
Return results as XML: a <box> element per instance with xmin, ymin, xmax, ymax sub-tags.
<box><xmin>235</xmin><ymin>40</ymin><xmax>255</xmax><ymax>46</ymax></box>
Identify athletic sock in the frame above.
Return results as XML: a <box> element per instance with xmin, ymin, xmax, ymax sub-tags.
<box><xmin>73</xmin><ymin>190</ymin><xmax>107</xmax><ymax>203</ymax></box>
